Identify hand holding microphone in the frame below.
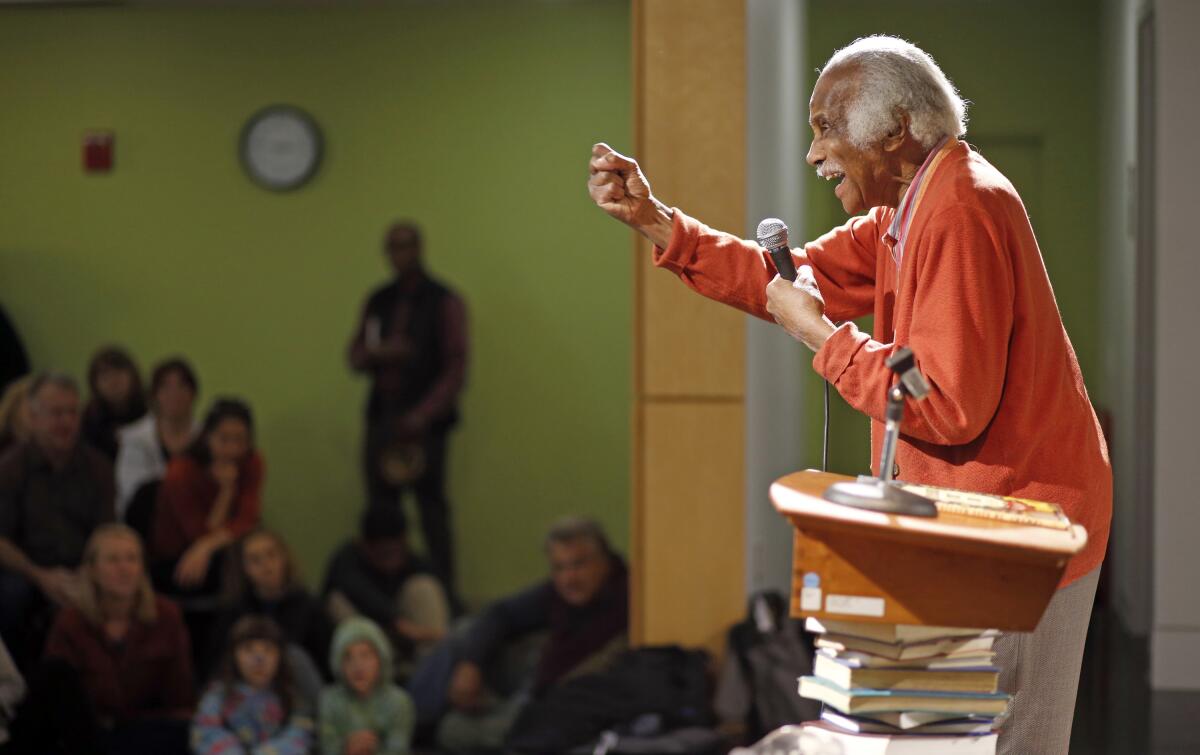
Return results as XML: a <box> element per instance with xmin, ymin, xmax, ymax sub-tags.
<box><xmin>759</xmin><ymin>218</ymin><xmax>833</xmax><ymax>352</ymax></box>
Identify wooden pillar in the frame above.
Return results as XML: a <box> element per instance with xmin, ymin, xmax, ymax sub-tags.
<box><xmin>631</xmin><ymin>0</ymin><xmax>747</xmax><ymax>653</ymax></box>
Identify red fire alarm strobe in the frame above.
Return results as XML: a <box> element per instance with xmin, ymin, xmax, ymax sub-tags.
<box><xmin>83</xmin><ymin>131</ymin><xmax>114</xmax><ymax>173</ymax></box>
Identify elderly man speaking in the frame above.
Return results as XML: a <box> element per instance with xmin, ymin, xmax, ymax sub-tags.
<box><xmin>587</xmin><ymin>35</ymin><xmax>1110</xmax><ymax>755</ymax></box>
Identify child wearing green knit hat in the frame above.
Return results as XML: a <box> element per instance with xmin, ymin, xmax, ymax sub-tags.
<box><xmin>320</xmin><ymin>616</ymin><xmax>415</xmax><ymax>755</ymax></box>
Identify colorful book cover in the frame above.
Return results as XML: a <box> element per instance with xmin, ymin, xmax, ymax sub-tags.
<box><xmin>900</xmin><ymin>483</ymin><xmax>1071</xmax><ymax>529</ymax></box>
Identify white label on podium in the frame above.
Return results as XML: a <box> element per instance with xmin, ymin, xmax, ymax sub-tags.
<box><xmin>826</xmin><ymin>594</ymin><xmax>885</xmax><ymax>617</ymax></box>
<box><xmin>800</xmin><ymin>587</ymin><xmax>822</xmax><ymax>611</ymax></box>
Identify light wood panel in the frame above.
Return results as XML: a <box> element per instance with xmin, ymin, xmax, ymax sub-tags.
<box><xmin>636</xmin><ymin>0</ymin><xmax>747</xmax><ymax>400</ymax></box>
<box><xmin>639</xmin><ymin>0</ymin><xmax>746</xmax><ymax>227</ymax></box>
<box><xmin>631</xmin><ymin>0</ymin><xmax>747</xmax><ymax>654</ymax></box>
<box><xmin>639</xmin><ymin>402</ymin><xmax>745</xmax><ymax>648</ymax></box>
<box><xmin>640</xmin><ymin>247</ymin><xmax>746</xmax><ymax>398</ymax></box>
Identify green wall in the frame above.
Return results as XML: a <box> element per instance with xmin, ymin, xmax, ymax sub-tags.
<box><xmin>801</xmin><ymin>0</ymin><xmax>1102</xmax><ymax>474</ymax></box>
<box><xmin>0</xmin><ymin>2</ymin><xmax>632</xmax><ymax>604</ymax></box>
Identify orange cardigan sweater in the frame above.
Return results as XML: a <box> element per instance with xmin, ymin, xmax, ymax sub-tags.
<box><xmin>654</xmin><ymin>140</ymin><xmax>1110</xmax><ymax>587</ymax></box>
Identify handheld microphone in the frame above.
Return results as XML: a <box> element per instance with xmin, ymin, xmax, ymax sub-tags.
<box><xmin>758</xmin><ymin>216</ymin><xmax>831</xmax><ymax>472</ymax></box>
<box><xmin>756</xmin><ymin>218</ymin><xmax>797</xmax><ymax>282</ymax></box>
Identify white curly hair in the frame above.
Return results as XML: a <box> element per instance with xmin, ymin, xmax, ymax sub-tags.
<box><xmin>822</xmin><ymin>35</ymin><xmax>968</xmax><ymax>150</ymax></box>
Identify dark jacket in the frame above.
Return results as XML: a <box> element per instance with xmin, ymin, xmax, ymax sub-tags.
<box><xmin>461</xmin><ymin>557</ymin><xmax>629</xmax><ymax>693</ymax></box>
<box><xmin>348</xmin><ymin>271</ymin><xmax>467</xmax><ymax>429</ymax></box>
<box><xmin>0</xmin><ymin>302</ymin><xmax>28</xmax><ymax>394</ymax></box>
<box><xmin>209</xmin><ymin>587</ymin><xmax>334</xmax><ymax>681</ymax></box>
<box><xmin>320</xmin><ymin>543</ymin><xmax>433</xmax><ymax>632</ymax></box>
<box><xmin>81</xmin><ymin>400</ymin><xmax>145</xmax><ymax>462</ymax></box>
<box><xmin>44</xmin><ymin>596</ymin><xmax>194</xmax><ymax>722</ymax></box>
<box><xmin>0</xmin><ymin>441</ymin><xmax>114</xmax><ymax>568</ymax></box>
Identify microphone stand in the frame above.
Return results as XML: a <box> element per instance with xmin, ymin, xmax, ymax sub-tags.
<box><xmin>822</xmin><ymin>347</ymin><xmax>937</xmax><ymax>517</ymax></box>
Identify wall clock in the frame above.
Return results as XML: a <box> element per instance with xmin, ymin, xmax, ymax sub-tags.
<box><xmin>239</xmin><ymin>105</ymin><xmax>323</xmax><ymax>191</ymax></box>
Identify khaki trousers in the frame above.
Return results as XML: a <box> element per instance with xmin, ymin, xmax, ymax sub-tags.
<box><xmin>994</xmin><ymin>566</ymin><xmax>1100</xmax><ymax>755</ymax></box>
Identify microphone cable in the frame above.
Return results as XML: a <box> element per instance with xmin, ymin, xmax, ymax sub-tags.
<box><xmin>823</xmin><ymin>379</ymin><xmax>830</xmax><ymax>472</ymax></box>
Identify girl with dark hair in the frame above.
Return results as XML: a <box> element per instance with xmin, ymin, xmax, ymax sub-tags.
<box><xmin>151</xmin><ymin>398</ymin><xmax>264</xmax><ymax>595</ymax></box>
<box><xmin>191</xmin><ymin>615</ymin><xmax>313</xmax><ymax>755</ymax></box>
<box><xmin>114</xmin><ymin>357</ymin><xmax>199</xmax><ymax>519</ymax></box>
<box><xmin>82</xmin><ymin>346</ymin><xmax>147</xmax><ymax>460</ymax></box>
<box><xmin>207</xmin><ymin>529</ymin><xmax>333</xmax><ymax>682</ymax></box>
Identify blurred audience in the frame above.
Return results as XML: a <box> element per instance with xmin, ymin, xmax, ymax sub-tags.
<box><xmin>0</xmin><ymin>376</ymin><xmax>33</xmax><ymax>457</ymax></box>
<box><xmin>115</xmin><ymin>357</ymin><xmax>198</xmax><ymax>520</ymax></box>
<box><xmin>348</xmin><ymin>220</ymin><xmax>469</xmax><ymax>604</ymax></box>
<box><xmin>0</xmin><ymin>372</ymin><xmax>114</xmax><ymax>663</ymax></box>
<box><xmin>209</xmin><ymin>528</ymin><xmax>333</xmax><ymax>682</ymax></box>
<box><xmin>152</xmin><ymin>398</ymin><xmax>262</xmax><ymax>597</ymax></box>
<box><xmin>34</xmin><ymin>524</ymin><xmax>193</xmax><ymax>754</ymax></box>
<box><xmin>409</xmin><ymin>516</ymin><xmax>629</xmax><ymax>753</ymax></box>
<box><xmin>322</xmin><ymin>504</ymin><xmax>449</xmax><ymax>675</ymax></box>
<box><xmin>320</xmin><ymin>617</ymin><xmax>416</xmax><ymax>755</ymax></box>
<box><xmin>191</xmin><ymin>615</ymin><xmax>314</xmax><ymax>755</ymax></box>
<box><xmin>82</xmin><ymin>347</ymin><xmax>147</xmax><ymax>462</ymax></box>
<box><xmin>0</xmin><ymin>335</ymin><xmax>640</xmax><ymax>755</ymax></box>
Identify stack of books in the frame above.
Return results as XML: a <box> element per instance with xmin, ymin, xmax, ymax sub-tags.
<box><xmin>796</xmin><ymin>618</ymin><xmax>1007</xmax><ymax>754</ymax></box>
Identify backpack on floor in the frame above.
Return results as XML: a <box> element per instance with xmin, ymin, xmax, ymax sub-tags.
<box><xmin>714</xmin><ymin>590</ymin><xmax>820</xmax><ymax>743</ymax></box>
<box><xmin>504</xmin><ymin>645</ymin><xmax>715</xmax><ymax>754</ymax></box>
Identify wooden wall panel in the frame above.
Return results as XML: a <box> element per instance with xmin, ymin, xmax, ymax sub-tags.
<box><xmin>637</xmin><ymin>0</ymin><xmax>746</xmax><ymax>400</ymax></box>
<box><xmin>631</xmin><ymin>0</ymin><xmax>747</xmax><ymax>655</ymax></box>
<box><xmin>639</xmin><ymin>0</ymin><xmax>745</xmax><ymax>228</ymax></box>
<box><xmin>640</xmin><ymin>247</ymin><xmax>745</xmax><ymax>398</ymax></box>
<box><xmin>638</xmin><ymin>403</ymin><xmax>748</xmax><ymax>643</ymax></box>
<box><xmin>639</xmin><ymin>402</ymin><xmax>745</xmax><ymax>648</ymax></box>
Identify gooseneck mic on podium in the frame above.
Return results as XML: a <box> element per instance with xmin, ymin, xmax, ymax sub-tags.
<box><xmin>756</xmin><ymin>218</ymin><xmax>797</xmax><ymax>281</ymax></box>
<box><xmin>822</xmin><ymin>346</ymin><xmax>938</xmax><ymax>517</ymax></box>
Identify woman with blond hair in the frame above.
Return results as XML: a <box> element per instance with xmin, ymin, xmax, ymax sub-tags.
<box><xmin>41</xmin><ymin>523</ymin><xmax>194</xmax><ymax>753</ymax></box>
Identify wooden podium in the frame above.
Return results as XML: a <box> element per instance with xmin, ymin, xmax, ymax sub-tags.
<box><xmin>771</xmin><ymin>471</ymin><xmax>1089</xmax><ymax>631</ymax></box>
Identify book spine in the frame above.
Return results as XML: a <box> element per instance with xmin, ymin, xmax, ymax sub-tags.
<box><xmin>933</xmin><ymin>501</ymin><xmax>1070</xmax><ymax>529</ymax></box>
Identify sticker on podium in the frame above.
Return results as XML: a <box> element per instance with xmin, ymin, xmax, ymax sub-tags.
<box><xmin>800</xmin><ymin>587</ymin><xmax>822</xmax><ymax>611</ymax></box>
<box><xmin>825</xmin><ymin>594</ymin><xmax>885</xmax><ymax>617</ymax></box>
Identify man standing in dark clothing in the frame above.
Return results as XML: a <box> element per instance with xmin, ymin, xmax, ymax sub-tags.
<box><xmin>348</xmin><ymin>221</ymin><xmax>468</xmax><ymax>603</ymax></box>
<box><xmin>0</xmin><ymin>373</ymin><xmax>115</xmax><ymax>663</ymax></box>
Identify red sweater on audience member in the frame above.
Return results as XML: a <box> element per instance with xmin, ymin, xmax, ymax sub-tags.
<box><xmin>44</xmin><ymin>596</ymin><xmax>195</xmax><ymax>722</ymax></box>
<box><xmin>152</xmin><ymin>452</ymin><xmax>264</xmax><ymax>561</ymax></box>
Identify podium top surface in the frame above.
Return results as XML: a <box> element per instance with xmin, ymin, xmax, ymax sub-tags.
<box><xmin>771</xmin><ymin>470</ymin><xmax>1088</xmax><ymax>558</ymax></box>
